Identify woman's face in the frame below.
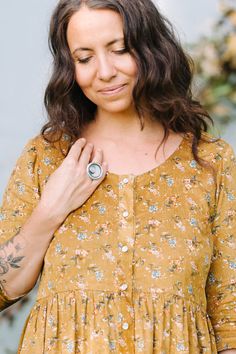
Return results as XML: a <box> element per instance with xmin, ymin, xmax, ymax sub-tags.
<box><xmin>66</xmin><ymin>6</ymin><xmax>138</xmax><ymax>115</ymax></box>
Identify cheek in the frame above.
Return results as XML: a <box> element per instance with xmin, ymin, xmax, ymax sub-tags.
<box><xmin>75</xmin><ymin>66</ymin><xmax>93</xmax><ymax>90</ymax></box>
<box><xmin>125</xmin><ymin>57</ymin><xmax>138</xmax><ymax>80</ymax></box>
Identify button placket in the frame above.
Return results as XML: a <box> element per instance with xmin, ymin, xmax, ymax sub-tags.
<box><xmin>116</xmin><ymin>175</ymin><xmax>135</xmax><ymax>342</ymax></box>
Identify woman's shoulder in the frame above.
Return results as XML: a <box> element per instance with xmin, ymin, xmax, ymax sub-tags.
<box><xmin>23</xmin><ymin>132</ymin><xmax>71</xmax><ymax>158</ymax></box>
<box><xmin>195</xmin><ymin>131</ymin><xmax>236</xmax><ymax>172</ymax></box>
<box><xmin>196</xmin><ymin>131</ymin><xmax>235</xmax><ymax>160</ymax></box>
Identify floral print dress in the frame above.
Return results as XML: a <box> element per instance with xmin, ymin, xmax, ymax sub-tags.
<box><xmin>0</xmin><ymin>132</ymin><xmax>236</xmax><ymax>354</ymax></box>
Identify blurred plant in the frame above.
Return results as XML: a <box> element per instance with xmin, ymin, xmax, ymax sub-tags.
<box><xmin>189</xmin><ymin>0</ymin><xmax>236</xmax><ymax>132</ymax></box>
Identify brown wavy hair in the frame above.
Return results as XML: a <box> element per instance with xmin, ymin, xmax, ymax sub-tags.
<box><xmin>42</xmin><ymin>0</ymin><xmax>214</xmax><ymax>162</ymax></box>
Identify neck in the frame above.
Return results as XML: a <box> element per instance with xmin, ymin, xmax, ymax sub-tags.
<box><xmin>83</xmin><ymin>108</ymin><xmax>164</xmax><ymax>143</ymax></box>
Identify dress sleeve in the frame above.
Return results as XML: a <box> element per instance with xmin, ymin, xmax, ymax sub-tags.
<box><xmin>206</xmin><ymin>142</ymin><xmax>236</xmax><ymax>352</ymax></box>
<box><xmin>0</xmin><ymin>137</ymin><xmax>41</xmax><ymax>311</ymax></box>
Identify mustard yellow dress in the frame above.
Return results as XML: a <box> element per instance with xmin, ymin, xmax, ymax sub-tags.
<box><xmin>0</xmin><ymin>132</ymin><xmax>236</xmax><ymax>353</ymax></box>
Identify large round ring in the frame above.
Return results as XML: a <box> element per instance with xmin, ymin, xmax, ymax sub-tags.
<box><xmin>87</xmin><ymin>162</ymin><xmax>103</xmax><ymax>180</ymax></box>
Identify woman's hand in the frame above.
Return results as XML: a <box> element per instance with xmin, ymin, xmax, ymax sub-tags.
<box><xmin>219</xmin><ymin>350</ymin><xmax>236</xmax><ymax>353</ymax></box>
<box><xmin>38</xmin><ymin>138</ymin><xmax>108</xmax><ymax>224</ymax></box>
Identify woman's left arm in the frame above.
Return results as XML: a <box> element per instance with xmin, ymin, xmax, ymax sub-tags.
<box><xmin>205</xmin><ymin>142</ymin><xmax>236</xmax><ymax>353</ymax></box>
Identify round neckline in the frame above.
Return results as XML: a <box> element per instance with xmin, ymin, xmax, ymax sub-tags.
<box><xmin>106</xmin><ymin>134</ymin><xmax>189</xmax><ymax>180</ymax></box>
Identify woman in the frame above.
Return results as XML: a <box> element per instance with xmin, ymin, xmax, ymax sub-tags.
<box><xmin>0</xmin><ymin>0</ymin><xmax>236</xmax><ymax>353</ymax></box>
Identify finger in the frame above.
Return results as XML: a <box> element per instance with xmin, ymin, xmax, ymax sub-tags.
<box><xmin>90</xmin><ymin>148</ymin><xmax>103</xmax><ymax>164</ymax></box>
<box><xmin>68</xmin><ymin>138</ymin><xmax>87</xmax><ymax>161</ymax></box>
<box><xmin>78</xmin><ymin>142</ymin><xmax>94</xmax><ymax>166</ymax></box>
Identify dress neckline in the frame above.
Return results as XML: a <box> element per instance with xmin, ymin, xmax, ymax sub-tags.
<box><xmin>106</xmin><ymin>134</ymin><xmax>189</xmax><ymax>180</ymax></box>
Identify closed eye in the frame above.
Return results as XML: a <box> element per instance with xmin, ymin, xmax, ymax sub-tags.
<box><xmin>76</xmin><ymin>48</ymin><xmax>128</xmax><ymax>64</ymax></box>
<box><xmin>76</xmin><ymin>57</ymin><xmax>92</xmax><ymax>64</ymax></box>
<box><xmin>113</xmin><ymin>48</ymin><xmax>128</xmax><ymax>54</ymax></box>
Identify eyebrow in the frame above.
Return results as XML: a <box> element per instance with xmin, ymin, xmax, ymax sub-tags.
<box><xmin>72</xmin><ymin>37</ymin><xmax>124</xmax><ymax>55</ymax></box>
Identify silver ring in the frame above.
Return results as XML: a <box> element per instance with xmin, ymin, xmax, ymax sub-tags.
<box><xmin>87</xmin><ymin>162</ymin><xmax>103</xmax><ymax>180</ymax></box>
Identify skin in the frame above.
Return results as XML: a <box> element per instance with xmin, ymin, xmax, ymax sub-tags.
<box><xmin>67</xmin><ymin>6</ymin><xmax>138</xmax><ymax>119</ymax></box>
<box><xmin>66</xmin><ymin>5</ymin><xmax>184</xmax><ymax>175</ymax></box>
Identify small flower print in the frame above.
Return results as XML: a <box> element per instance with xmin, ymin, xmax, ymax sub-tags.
<box><xmin>189</xmin><ymin>160</ymin><xmax>197</xmax><ymax>168</ymax></box>
<box><xmin>17</xmin><ymin>182</ymin><xmax>25</xmax><ymax>194</ymax></box>
<box><xmin>98</xmin><ymin>206</ymin><xmax>106</xmax><ymax>214</ymax></box>
<box><xmin>177</xmin><ymin>343</ymin><xmax>186</xmax><ymax>351</ymax></box>
<box><xmin>152</xmin><ymin>269</ymin><xmax>161</xmax><ymax>279</ymax></box>
<box><xmin>188</xmin><ymin>284</ymin><xmax>193</xmax><ymax>294</ymax></box>
<box><xmin>208</xmin><ymin>272</ymin><xmax>216</xmax><ymax>284</ymax></box>
<box><xmin>229</xmin><ymin>261</ymin><xmax>236</xmax><ymax>270</ymax></box>
<box><xmin>109</xmin><ymin>340</ymin><xmax>116</xmax><ymax>350</ymax></box>
<box><xmin>66</xmin><ymin>340</ymin><xmax>74</xmax><ymax>353</ymax></box>
<box><xmin>227</xmin><ymin>193</ymin><xmax>235</xmax><ymax>201</ymax></box>
<box><xmin>149</xmin><ymin>205</ymin><xmax>158</xmax><ymax>213</ymax></box>
<box><xmin>43</xmin><ymin>157</ymin><xmax>52</xmax><ymax>166</ymax></box>
<box><xmin>95</xmin><ymin>270</ymin><xmax>104</xmax><ymax>281</ymax></box>
<box><xmin>77</xmin><ymin>232</ymin><xmax>87</xmax><ymax>240</ymax></box>
<box><xmin>168</xmin><ymin>239</ymin><xmax>177</xmax><ymax>248</ymax></box>
<box><xmin>167</xmin><ymin>177</ymin><xmax>174</xmax><ymax>186</ymax></box>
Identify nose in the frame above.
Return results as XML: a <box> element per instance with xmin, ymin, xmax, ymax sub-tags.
<box><xmin>96</xmin><ymin>54</ymin><xmax>117</xmax><ymax>81</ymax></box>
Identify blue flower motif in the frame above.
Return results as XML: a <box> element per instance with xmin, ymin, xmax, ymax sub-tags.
<box><xmin>0</xmin><ymin>213</ymin><xmax>5</xmax><ymax>221</ymax></box>
<box><xmin>177</xmin><ymin>343</ymin><xmax>186</xmax><ymax>351</ymax></box>
<box><xmin>188</xmin><ymin>284</ymin><xmax>193</xmax><ymax>294</ymax></box>
<box><xmin>77</xmin><ymin>232</ymin><xmax>87</xmax><ymax>240</ymax></box>
<box><xmin>189</xmin><ymin>160</ymin><xmax>197</xmax><ymax>168</ymax></box>
<box><xmin>66</xmin><ymin>341</ymin><xmax>74</xmax><ymax>353</ymax></box>
<box><xmin>17</xmin><ymin>183</ymin><xmax>25</xmax><ymax>194</ymax></box>
<box><xmin>98</xmin><ymin>206</ymin><xmax>106</xmax><ymax>214</ymax></box>
<box><xmin>95</xmin><ymin>270</ymin><xmax>103</xmax><ymax>281</ymax></box>
<box><xmin>43</xmin><ymin>157</ymin><xmax>51</xmax><ymax>166</ymax></box>
<box><xmin>227</xmin><ymin>193</ymin><xmax>235</xmax><ymax>201</ymax></box>
<box><xmin>208</xmin><ymin>272</ymin><xmax>216</xmax><ymax>284</ymax></box>
<box><xmin>109</xmin><ymin>341</ymin><xmax>116</xmax><ymax>350</ymax></box>
<box><xmin>189</xmin><ymin>218</ymin><xmax>197</xmax><ymax>226</ymax></box>
<box><xmin>168</xmin><ymin>239</ymin><xmax>177</xmax><ymax>248</ymax></box>
<box><xmin>167</xmin><ymin>177</ymin><xmax>174</xmax><ymax>186</ymax></box>
<box><xmin>229</xmin><ymin>261</ymin><xmax>236</xmax><ymax>270</ymax></box>
<box><xmin>137</xmin><ymin>340</ymin><xmax>145</xmax><ymax>350</ymax></box>
<box><xmin>152</xmin><ymin>269</ymin><xmax>161</xmax><ymax>279</ymax></box>
<box><xmin>55</xmin><ymin>243</ymin><xmax>62</xmax><ymax>253</ymax></box>
<box><xmin>149</xmin><ymin>205</ymin><xmax>158</xmax><ymax>213</ymax></box>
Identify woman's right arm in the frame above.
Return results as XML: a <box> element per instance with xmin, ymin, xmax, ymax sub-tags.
<box><xmin>0</xmin><ymin>202</ymin><xmax>63</xmax><ymax>301</ymax></box>
<box><xmin>0</xmin><ymin>136</ymin><xmax>107</xmax><ymax>304</ymax></box>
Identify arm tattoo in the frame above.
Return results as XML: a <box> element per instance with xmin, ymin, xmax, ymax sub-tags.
<box><xmin>0</xmin><ymin>232</ymin><xmax>25</xmax><ymax>277</ymax></box>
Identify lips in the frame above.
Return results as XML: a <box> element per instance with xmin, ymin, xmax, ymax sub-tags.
<box><xmin>98</xmin><ymin>84</ymin><xmax>126</xmax><ymax>93</ymax></box>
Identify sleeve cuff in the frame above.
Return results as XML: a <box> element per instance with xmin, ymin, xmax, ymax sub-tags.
<box><xmin>0</xmin><ymin>282</ymin><xmax>24</xmax><ymax>312</ymax></box>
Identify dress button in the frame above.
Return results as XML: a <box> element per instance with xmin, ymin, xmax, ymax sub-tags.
<box><xmin>120</xmin><ymin>283</ymin><xmax>128</xmax><ymax>291</ymax></box>
<box><xmin>123</xmin><ymin>211</ymin><xmax>129</xmax><ymax>217</ymax></box>
<box><xmin>122</xmin><ymin>322</ymin><xmax>129</xmax><ymax>330</ymax></box>
<box><xmin>121</xmin><ymin>245</ymin><xmax>129</xmax><ymax>253</ymax></box>
<box><xmin>123</xmin><ymin>178</ymin><xmax>129</xmax><ymax>184</ymax></box>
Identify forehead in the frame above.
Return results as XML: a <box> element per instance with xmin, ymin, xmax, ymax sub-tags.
<box><xmin>67</xmin><ymin>6</ymin><xmax>124</xmax><ymax>47</ymax></box>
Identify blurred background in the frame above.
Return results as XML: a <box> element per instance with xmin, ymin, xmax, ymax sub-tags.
<box><xmin>0</xmin><ymin>0</ymin><xmax>235</xmax><ymax>352</ymax></box>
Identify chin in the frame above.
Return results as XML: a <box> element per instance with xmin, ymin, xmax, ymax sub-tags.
<box><xmin>99</xmin><ymin>100</ymin><xmax>135</xmax><ymax>114</ymax></box>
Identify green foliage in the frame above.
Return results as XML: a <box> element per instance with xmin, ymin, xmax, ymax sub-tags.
<box><xmin>189</xmin><ymin>0</ymin><xmax>236</xmax><ymax>132</ymax></box>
